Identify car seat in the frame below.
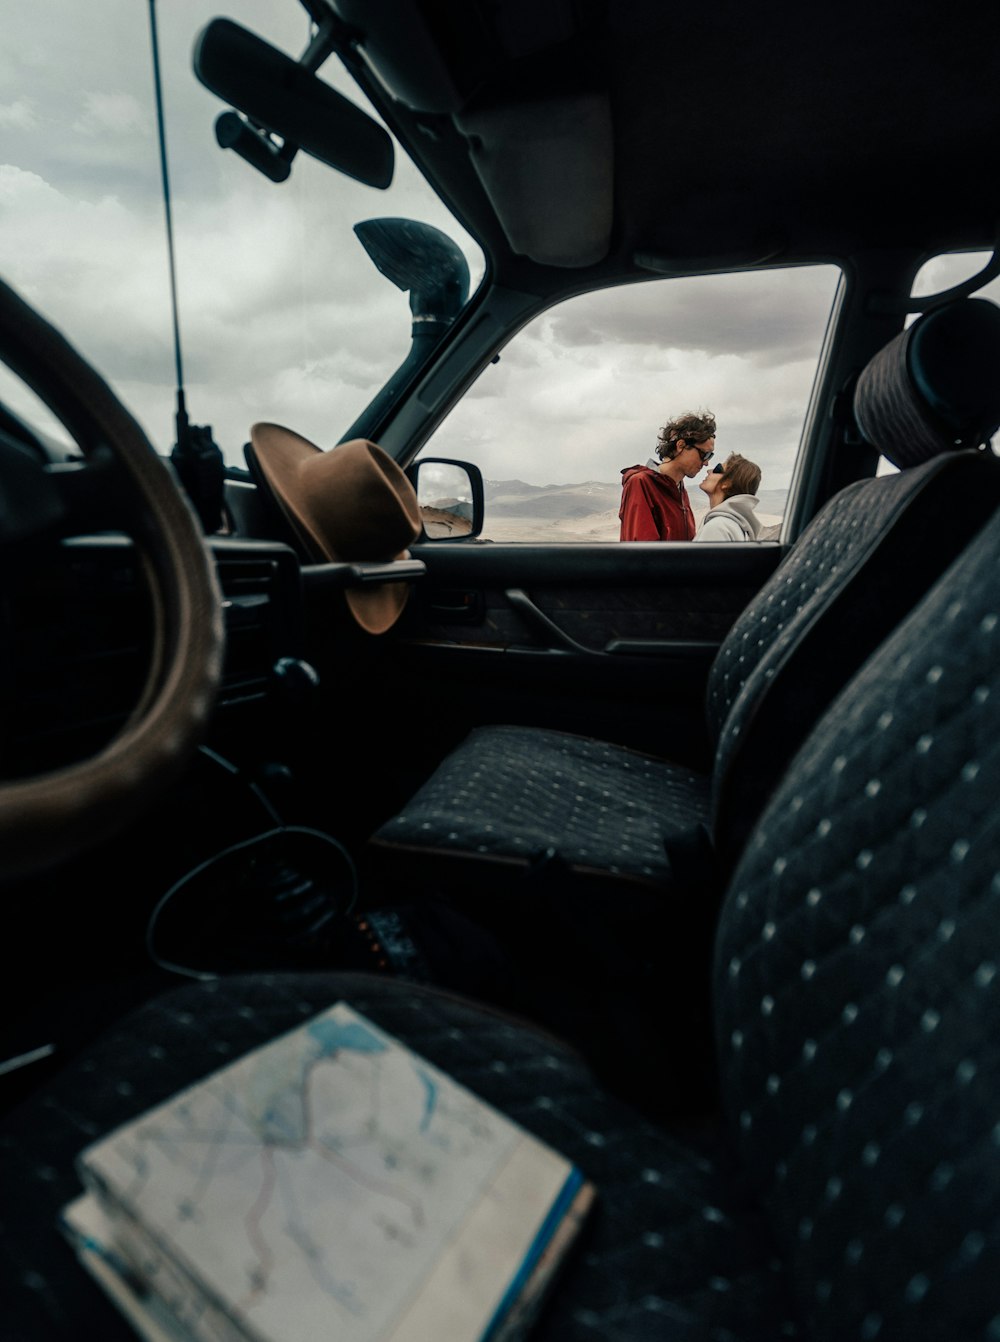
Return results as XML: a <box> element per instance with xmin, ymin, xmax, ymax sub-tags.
<box><xmin>364</xmin><ymin>298</ymin><xmax>1000</xmax><ymax>912</ymax></box>
<box><xmin>5</xmin><ymin>481</ymin><xmax>1000</xmax><ymax>1341</ymax></box>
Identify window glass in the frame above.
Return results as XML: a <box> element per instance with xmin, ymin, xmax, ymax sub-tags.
<box><xmin>420</xmin><ymin>266</ymin><xmax>840</xmax><ymax>541</ymax></box>
<box><xmin>910</xmin><ymin>250</ymin><xmax>1000</xmax><ymax>308</ymax></box>
<box><xmin>0</xmin><ymin>0</ymin><xmax>484</xmax><ymax>469</ymax></box>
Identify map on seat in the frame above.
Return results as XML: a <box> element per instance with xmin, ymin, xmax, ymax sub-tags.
<box><xmin>62</xmin><ymin>1002</ymin><xmax>593</xmax><ymax>1342</ymax></box>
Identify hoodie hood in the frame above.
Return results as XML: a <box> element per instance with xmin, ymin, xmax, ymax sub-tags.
<box><xmin>622</xmin><ymin>463</ymin><xmax>651</xmax><ymax>483</ymax></box>
<box><xmin>707</xmin><ymin>493</ymin><xmax>762</xmax><ymax>538</ymax></box>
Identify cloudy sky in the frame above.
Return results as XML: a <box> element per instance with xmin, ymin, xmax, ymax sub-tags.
<box><xmin>1</xmin><ymin>1</ymin><xmax>481</xmax><ymax>464</ymax></box>
<box><xmin>1</xmin><ymin>2</ymin><xmax>995</xmax><ymax>493</ymax></box>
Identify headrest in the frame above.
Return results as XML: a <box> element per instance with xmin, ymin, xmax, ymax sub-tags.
<box><xmin>248</xmin><ymin>423</ymin><xmax>421</xmax><ymax>635</ymax></box>
<box><xmin>853</xmin><ymin>298</ymin><xmax>1000</xmax><ymax>469</ymax></box>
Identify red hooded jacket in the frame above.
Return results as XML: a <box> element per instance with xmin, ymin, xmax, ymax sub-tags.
<box><xmin>619</xmin><ymin>465</ymin><xmax>696</xmax><ymax>541</ymax></box>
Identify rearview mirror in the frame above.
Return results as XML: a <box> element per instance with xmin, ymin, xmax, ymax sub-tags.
<box><xmin>193</xmin><ymin>19</ymin><xmax>394</xmax><ymax>189</ymax></box>
<box><xmin>407</xmin><ymin>459</ymin><xmax>484</xmax><ymax>541</ymax></box>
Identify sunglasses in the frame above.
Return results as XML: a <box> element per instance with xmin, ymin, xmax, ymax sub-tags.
<box><xmin>689</xmin><ymin>445</ymin><xmax>714</xmax><ymax>463</ymax></box>
<box><xmin>712</xmin><ymin>463</ymin><xmax>724</xmax><ymax>474</ymax></box>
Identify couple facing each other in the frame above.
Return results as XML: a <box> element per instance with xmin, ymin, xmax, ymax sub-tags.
<box><xmin>618</xmin><ymin>410</ymin><xmax>763</xmax><ymax>542</ymax></box>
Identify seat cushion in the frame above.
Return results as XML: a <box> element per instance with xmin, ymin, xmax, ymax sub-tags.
<box><xmin>1</xmin><ymin>971</ymin><xmax>798</xmax><ymax>1342</ymax></box>
<box><xmin>370</xmin><ymin>723</ymin><xmax>711</xmax><ymax>889</ymax></box>
<box><xmin>368</xmin><ymin>731</ymin><xmax>718</xmax><ymax>1110</ymax></box>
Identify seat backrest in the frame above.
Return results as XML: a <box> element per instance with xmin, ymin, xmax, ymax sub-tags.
<box><xmin>706</xmin><ymin>297</ymin><xmax>1000</xmax><ymax>870</ymax></box>
<box><xmin>713</xmin><ymin>495</ymin><xmax>1000</xmax><ymax>1340</ymax></box>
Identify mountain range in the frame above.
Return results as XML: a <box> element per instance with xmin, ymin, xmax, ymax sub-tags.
<box><xmin>484</xmin><ymin>477</ymin><xmax>787</xmax><ymax>518</ymax></box>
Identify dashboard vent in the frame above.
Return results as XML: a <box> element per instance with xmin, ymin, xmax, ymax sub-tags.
<box><xmin>212</xmin><ymin>541</ymin><xmax>302</xmax><ymax>709</ymax></box>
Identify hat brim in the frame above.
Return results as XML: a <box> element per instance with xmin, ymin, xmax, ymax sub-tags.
<box><xmin>248</xmin><ymin>423</ymin><xmax>418</xmax><ymax>635</ymax></box>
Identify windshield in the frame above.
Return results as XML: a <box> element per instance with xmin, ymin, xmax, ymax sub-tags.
<box><xmin>0</xmin><ymin>0</ymin><xmax>485</xmax><ymax>467</ymax></box>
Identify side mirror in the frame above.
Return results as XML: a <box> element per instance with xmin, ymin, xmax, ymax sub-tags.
<box><xmin>407</xmin><ymin>458</ymin><xmax>484</xmax><ymax>541</ymax></box>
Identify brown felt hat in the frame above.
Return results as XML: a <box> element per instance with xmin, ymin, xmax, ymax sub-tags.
<box><xmin>249</xmin><ymin>423</ymin><xmax>421</xmax><ymax>634</ymax></box>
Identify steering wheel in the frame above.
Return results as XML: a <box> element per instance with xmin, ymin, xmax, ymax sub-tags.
<box><xmin>0</xmin><ymin>279</ymin><xmax>224</xmax><ymax>883</ymax></box>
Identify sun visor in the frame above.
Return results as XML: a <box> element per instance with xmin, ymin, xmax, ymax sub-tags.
<box><xmin>456</xmin><ymin>94</ymin><xmax>613</xmax><ymax>269</ymax></box>
<box><xmin>330</xmin><ymin>0</ymin><xmax>465</xmax><ymax>114</ymax></box>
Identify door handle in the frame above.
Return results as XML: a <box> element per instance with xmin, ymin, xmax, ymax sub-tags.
<box><xmin>504</xmin><ymin>588</ymin><xmax>593</xmax><ymax>654</ymax></box>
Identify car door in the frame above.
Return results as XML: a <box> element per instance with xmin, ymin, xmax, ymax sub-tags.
<box><xmin>358</xmin><ymin>265</ymin><xmax>842</xmax><ymax>807</ymax></box>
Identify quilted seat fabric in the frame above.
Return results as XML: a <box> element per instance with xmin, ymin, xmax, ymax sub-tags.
<box><xmin>704</xmin><ymin>457</ymin><xmax>955</xmax><ymax>741</ymax></box>
<box><xmin>1</xmin><ymin>972</ymin><xmax>798</xmax><ymax>1342</ymax></box>
<box><xmin>705</xmin><ymin>447</ymin><xmax>1000</xmax><ymax>863</ymax></box>
<box><xmin>373</xmin><ymin>723</ymin><xmax>711</xmax><ymax>886</ymax></box>
<box><xmin>852</xmin><ymin>297</ymin><xmax>1000</xmax><ymax>467</ymax></box>
<box><xmin>714</xmin><ymin>505</ymin><xmax>1000</xmax><ymax>1340</ymax></box>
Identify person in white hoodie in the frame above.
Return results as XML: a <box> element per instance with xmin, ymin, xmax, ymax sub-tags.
<box><xmin>694</xmin><ymin>452</ymin><xmax>762</xmax><ymax>541</ymax></box>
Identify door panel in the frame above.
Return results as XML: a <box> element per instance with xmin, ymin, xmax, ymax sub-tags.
<box><xmin>369</xmin><ymin>540</ymin><xmax>785</xmax><ymax>808</ymax></box>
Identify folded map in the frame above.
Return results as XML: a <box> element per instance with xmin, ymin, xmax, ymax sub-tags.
<box><xmin>61</xmin><ymin>1001</ymin><xmax>594</xmax><ymax>1342</ymax></box>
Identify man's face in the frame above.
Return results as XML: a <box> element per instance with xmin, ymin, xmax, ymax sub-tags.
<box><xmin>680</xmin><ymin>436</ymin><xmax>715</xmax><ymax>478</ymax></box>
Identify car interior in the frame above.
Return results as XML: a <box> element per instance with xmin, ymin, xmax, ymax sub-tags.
<box><xmin>4</xmin><ymin>1</ymin><xmax>1000</xmax><ymax>1338</ymax></box>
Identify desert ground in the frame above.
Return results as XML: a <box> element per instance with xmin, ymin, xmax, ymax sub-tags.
<box><xmin>479</xmin><ymin>508</ymin><xmax>783</xmax><ymax>544</ymax></box>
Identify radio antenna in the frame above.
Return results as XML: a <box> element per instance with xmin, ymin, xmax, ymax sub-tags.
<box><xmin>147</xmin><ymin>0</ymin><xmax>224</xmax><ymax>532</ymax></box>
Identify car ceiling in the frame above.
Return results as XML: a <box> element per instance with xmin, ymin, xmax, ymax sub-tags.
<box><xmin>329</xmin><ymin>0</ymin><xmax>1000</xmax><ymax>287</ymax></box>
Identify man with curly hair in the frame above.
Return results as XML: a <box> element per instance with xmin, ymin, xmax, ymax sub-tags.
<box><xmin>619</xmin><ymin>410</ymin><xmax>716</xmax><ymax>541</ymax></box>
